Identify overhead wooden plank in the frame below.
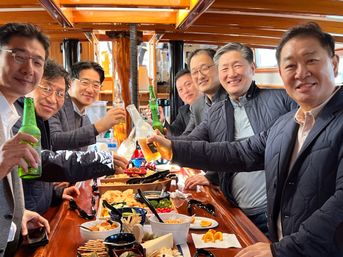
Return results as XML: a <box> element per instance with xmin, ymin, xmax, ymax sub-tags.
<box><xmin>176</xmin><ymin>0</ymin><xmax>214</xmax><ymax>30</ymax></box>
<box><xmin>161</xmin><ymin>32</ymin><xmax>280</xmax><ymax>47</ymax></box>
<box><xmin>0</xmin><ymin>11</ymin><xmax>57</xmax><ymax>25</ymax></box>
<box><xmin>60</xmin><ymin>0</ymin><xmax>189</xmax><ymax>9</ymax></box>
<box><xmin>71</xmin><ymin>9</ymin><xmax>177</xmax><ymax>24</ymax></box>
<box><xmin>210</xmin><ymin>0</ymin><xmax>343</xmax><ymax>17</ymax></box>
<box><xmin>47</xmin><ymin>31</ymin><xmax>88</xmax><ymax>41</ymax></box>
<box><xmin>0</xmin><ymin>0</ymin><xmax>40</xmax><ymax>8</ymax></box>
<box><xmin>194</xmin><ymin>13</ymin><xmax>343</xmax><ymax>36</ymax></box>
<box><xmin>74</xmin><ymin>23</ymin><xmax>176</xmax><ymax>32</ymax></box>
<box><xmin>187</xmin><ymin>26</ymin><xmax>285</xmax><ymax>38</ymax></box>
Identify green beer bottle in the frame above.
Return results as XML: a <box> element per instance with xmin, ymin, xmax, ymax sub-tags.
<box><xmin>18</xmin><ymin>97</ymin><xmax>42</xmax><ymax>179</ymax></box>
<box><xmin>148</xmin><ymin>85</ymin><xmax>164</xmax><ymax>133</ymax></box>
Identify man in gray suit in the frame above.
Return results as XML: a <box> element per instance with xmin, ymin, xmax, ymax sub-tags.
<box><xmin>0</xmin><ymin>23</ymin><xmax>50</xmax><ymax>257</ymax></box>
<box><xmin>49</xmin><ymin>61</ymin><xmax>126</xmax><ymax>151</ymax></box>
<box><xmin>183</xmin><ymin>48</ymin><xmax>227</xmax><ymax>135</ymax></box>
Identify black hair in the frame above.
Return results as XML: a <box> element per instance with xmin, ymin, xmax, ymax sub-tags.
<box><xmin>187</xmin><ymin>48</ymin><xmax>216</xmax><ymax>68</ymax></box>
<box><xmin>276</xmin><ymin>22</ymin><xmax>335</xmax><ymax>65</ymax></box>
<box><xmin>214</xmin><ymin>42</ymin><xmax>254</xmax><ymax>65</ymax></box>
<box><xmin>175</xmin><ymin>68</ymin><xmax>191</xmax><ymax>82</ymax></box>
<box><xmin>0</xmin><ymin>23</ymin><xmax>50</xmax><ymax>60</ymax></box>
<box><xmin>71</xmin><ymin>61</ymin><xmax>105</xmax><ymax>84</ymax></box>
<box><xmin>43</xmin><ymin>59</ymin><xmax>70</xmax><ymax>91</ymax></box>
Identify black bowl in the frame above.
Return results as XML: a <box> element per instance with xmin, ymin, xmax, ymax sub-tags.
<box><xmin>104</xmin><ymin>233</ymin><xmax>136</xmax><ymax>250</ymax></box>
<box><xmin>135</xmin><ymin>190</ymin><xmax>170</xmax><ymax>203</ymax></box>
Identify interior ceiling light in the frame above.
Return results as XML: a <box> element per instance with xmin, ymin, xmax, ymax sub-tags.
<box><xmin>74</xmin><ymin>7</ymin><xmax>175</xmax><ymax>12</ymax></box>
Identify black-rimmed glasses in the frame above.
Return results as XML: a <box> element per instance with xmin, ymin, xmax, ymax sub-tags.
<box><xmin>1</xmin><ymin>49</ymin><xmax>45</xmax><ymax>68</ymax></box>
<box><xmin>191</xmin><ymin>64</ymin><xmax>214</xmax><ymax>77</ymax></box>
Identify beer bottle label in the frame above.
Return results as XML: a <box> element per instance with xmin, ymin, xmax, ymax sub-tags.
<box><xmin>147</xmin><ymin>142</ymin><xmax>158</xmax><ymax>153</ymax></box>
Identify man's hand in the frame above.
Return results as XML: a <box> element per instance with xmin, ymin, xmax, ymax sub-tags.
<box><xmin>0</xmin><ymin>132</ymin><xmax>40</xmax><ymax>180</ymax></box>
<box><xmin>113</xmin><ymin>153</ymin><xmax>129</xmax><ymax>173</ymax></box>
<box><xmin>94</xmin><ymin>107</ymin><xmax>126</xmax><ymax>133</ymax></box>
<box><xmin>147</xmin><ymin>133</ymin><xmax>172</xmax><ymax>160</ymax></box>
<box><xmin>21</xmin><ymin>210</ymin><xmax>50</xmax><ymax>236</ymax></box>
<box><xmin>234</xmin><ymin>243</ymin><xmax>272</xmax><ymax>257</ymax></box>
<box><xmin>184</xmin><ymin>174</ymin><xmax>210</xmax><ymax>190</ymax></box>
<box><xmin>62</xmin><ymin>186</ymin><xmax>80</xmax><ymax>201</ymax></box>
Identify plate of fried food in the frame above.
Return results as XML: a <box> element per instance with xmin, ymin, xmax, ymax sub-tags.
<box><xmin>190</xmin><ymin>216</ymin><xmax>218</xmax><ymax>230</ymax></box>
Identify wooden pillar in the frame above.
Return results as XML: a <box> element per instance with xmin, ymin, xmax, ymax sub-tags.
<box><xmin>107</xmin><ymin>32</ymin><xmax>132</xmax><ymax>133</ymax></box>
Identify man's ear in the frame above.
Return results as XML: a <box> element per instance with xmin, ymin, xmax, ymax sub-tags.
<box><xmin>332</xmin><ymin>54</ymin><xmax>340</xmax><ymax>77</ymax></box>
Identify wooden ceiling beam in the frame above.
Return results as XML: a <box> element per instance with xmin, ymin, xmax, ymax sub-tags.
<box><xmin>73</xmin><ymin>23</ymin><xmax>176</xmax><ymax>32</ymax></box>
<box><xmin>194</xmin><ymin>13</ymin><xmax>343</xmax><ymax>36</ymax></box>
<box><xmin>0</xmin><ymin>0</ymin><xmax>40</xmax><ymax>8</ymax></box>
<box><xmin>187</xmin><ymin>26</ymin><xmax>285</xmax><ymax>38</ymax></box>
<box><xmin>71</xmin><ymin>9</ymin><xmax>176</xmax><ymax>24</ymax></box>
<box><xmin>210</xmin><ymin>0</ymin><xmax>343</xmax><ymax>17</ymax></box>
<box><xmin>60</xmin><ymin>0</ymin><xmax>189</xmax><ymax>9</ymax></box>
<box><xmin>39</xmin><ymin>0</ymin><xmax>73</xmax><ymax>27</ymax></box>
<box><xmin>0</xmin><ymin>11</ymin><xmax>57</xmax><ymax>25</ymax></box>
<box><xmin>162</xmin><ymin>32</ymin><xmax>280</xmax><ymax>47</ymax></box>
<box><xmin>176</xmin><ymin>0</ymin><xmax>214</xmax><ymax>30</ymax></box>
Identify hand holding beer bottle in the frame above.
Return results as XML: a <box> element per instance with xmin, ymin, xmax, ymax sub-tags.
<box><xmin>126</xmin><ymin>104</ymin><xmax>161</xmax><ymax>162</ymax></box>
<box><xmin>147</xmin><ymin>132</ymin><xmax>173</xmax><ymax>161</ymax></box>
<box><xmin>18</xmin><ymin>97</ymin><xmax>42</xmax><ymax>179</ymax></box>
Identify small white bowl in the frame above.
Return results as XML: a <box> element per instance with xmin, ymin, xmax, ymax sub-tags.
<box><xmin>149</xmin><ymin>213</ymin><xmax>192</xmax><ymax>245</ymax></box>
<box><xmin>80</xmin><ymin>220</ymin><xmax>121</xmax><ymax>241</ymax></box>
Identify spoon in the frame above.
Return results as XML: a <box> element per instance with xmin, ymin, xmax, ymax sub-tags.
<box><xmin>137</xmin><ymin>189</ymin><xmax>164</xmax><ymax>223</ymax></box>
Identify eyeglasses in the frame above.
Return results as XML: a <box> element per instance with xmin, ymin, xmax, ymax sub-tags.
<box><xmin>38</xmin><ymin>85</ymin><xmax>65</xmax><ymax>99</ymax></box>
<box><xmin>191</xmin><ymin>64</ymin><xmax>214</xmax><ymax>77</ymax></box>
<box><xmin>69</xmin><ymin>199</ymin><xmax>95</xmax><ymax>220</ymax></box>
<box><xmin>1</xmin><ymin>49</ymin><xmax>45</xmax><ymax>68</ymax></box>
<box><xmin>76</xmin><ymin>78</ymin><xmax>102</xmax><ymax>91</ymax></box>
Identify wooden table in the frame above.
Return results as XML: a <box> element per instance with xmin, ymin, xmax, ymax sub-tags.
<box><xmin>15</xmin><ymin>169</ymin><xmax>269</xmax><ymax>257</ymax></box>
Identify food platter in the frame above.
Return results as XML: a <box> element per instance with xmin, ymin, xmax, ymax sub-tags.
<box><xmin>190</xmin><ymin>217</ymin><xmax>218</xmax><ymax>230</ymax></box>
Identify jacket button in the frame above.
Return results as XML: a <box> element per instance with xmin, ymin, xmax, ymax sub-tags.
<box><xmin>288</xmin><ymin>181</ymin><xmax>294</xmax><ymax>185</ymax></box>
<box><xmin>284</xmin><ymin>215</ymin><xmax>290</xmax><ymax>219</ymax></box>
<box><xmin>4</xmin><ymin>214</ymin><xmax>13</xmax><ymax>220</ymax></box>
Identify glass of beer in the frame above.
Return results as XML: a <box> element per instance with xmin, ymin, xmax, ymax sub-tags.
<box><xmin>114</xmin><ymin>121</ymin><xmax>126</xmax><ymax>146</ymax></box>
<box><xmin>137</xmin><ymin>138</ymin><xmax>161</xmax><ymax>162</ymax></box>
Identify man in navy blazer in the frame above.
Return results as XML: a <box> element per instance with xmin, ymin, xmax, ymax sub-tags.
<box><xmin>150</xmin><ymin>23</ymin><xmax>343</xmax><ymax>257</ymax></box>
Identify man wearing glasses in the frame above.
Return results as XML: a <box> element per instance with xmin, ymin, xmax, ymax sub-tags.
<box><xmin>49</xmin><ymin>61</ymin><xmax>126</xmax><ymax>151</ymax></box>
<box><xmin>182</xmin><ymin>48</ymin><xmax>227</xmax><ymax>135</ymax></box>
<box><xmin>13</xmin><ymin>59</ymin><xmax>128</xmax><ymax>216</ymax></box>
<box><xmin>0</xmin><ymin>22</ymin><xmax>50</xmax><ymax>257</ymax></box>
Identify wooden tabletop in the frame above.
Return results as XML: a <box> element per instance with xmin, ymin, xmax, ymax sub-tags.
<box><xmin>15</xmin><ymin>169</ymin><xmax>269</xmax><ymax>257</ymax></box>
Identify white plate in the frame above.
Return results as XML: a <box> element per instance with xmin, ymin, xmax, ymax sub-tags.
<box><xmin>190</xmin><ymin>217</ymin><xmax>218</xmax><ymax>230</ymax></box>
<box><xmin>156</xmin><ymin>164</ymin><xmax>181</xmax><ymax>172</ymax></box>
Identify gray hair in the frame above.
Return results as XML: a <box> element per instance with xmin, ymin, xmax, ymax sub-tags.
<box><xmin>213</xmin><ymin>42</ymin><xmax>254</xmax><ymax>65</ymax></box>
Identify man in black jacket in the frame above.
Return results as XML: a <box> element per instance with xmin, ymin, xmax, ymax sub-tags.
<box><xmin>13</xmin><ymin>59</ymin><xmax>128</xmax><ymax>214</ymax></box>
<box><xmin>179</xmin><ymin>43</ymin><xmax>297</xmax><ymax>234</ymax></box>
<box><xmin>150</xmin><ymin>23</ymin><xmax>343</xmax><ymax>257</ymax></box>
<box><xmin>164</xmin><ymin>69</ymin><xmax>200</xmax><ymax>136</ymax></box>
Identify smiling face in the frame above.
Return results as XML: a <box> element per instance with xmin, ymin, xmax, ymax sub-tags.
<box><xmin>218</xmin><ymin>50</ymin><xmax>255</xmax><ymax>100</ymax></box>
<box><xmin>279</xmin><ymin>36</ymin><xmax>339</xmax><ymax>111</ymax></box>
<box><xmin>176</xmin><ymin>73</ymin><xmax>200</xmax><ymax>105</ymax></box>
<box><xmin>68</xmin><ymin>68</ymin><xmax>101</xmax><ymax>111</ymax></box>
<box><xmin>190</xmin><ymin>52</ymin><xmax>220</xmax><ymax>97</ymax></box>
<box><xmin>29</xmin><ymin>76</ymin><xmax>66</xmax><ymax>120</ymax></box>
<box><xmin>0</xmin><ymin>36</ymin><xmax>46</xmax><ymax>104</ymax></box>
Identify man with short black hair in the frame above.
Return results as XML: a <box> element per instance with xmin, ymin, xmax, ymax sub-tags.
<box><xmin>0</xmin><ymin>22</ymin><xmax>50</xmax><ymax>257</ymax></box>
<box><xmin>49</xmin><ymin>61</ymin><xmax>126</xmax><ymax>151</ymax></box>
